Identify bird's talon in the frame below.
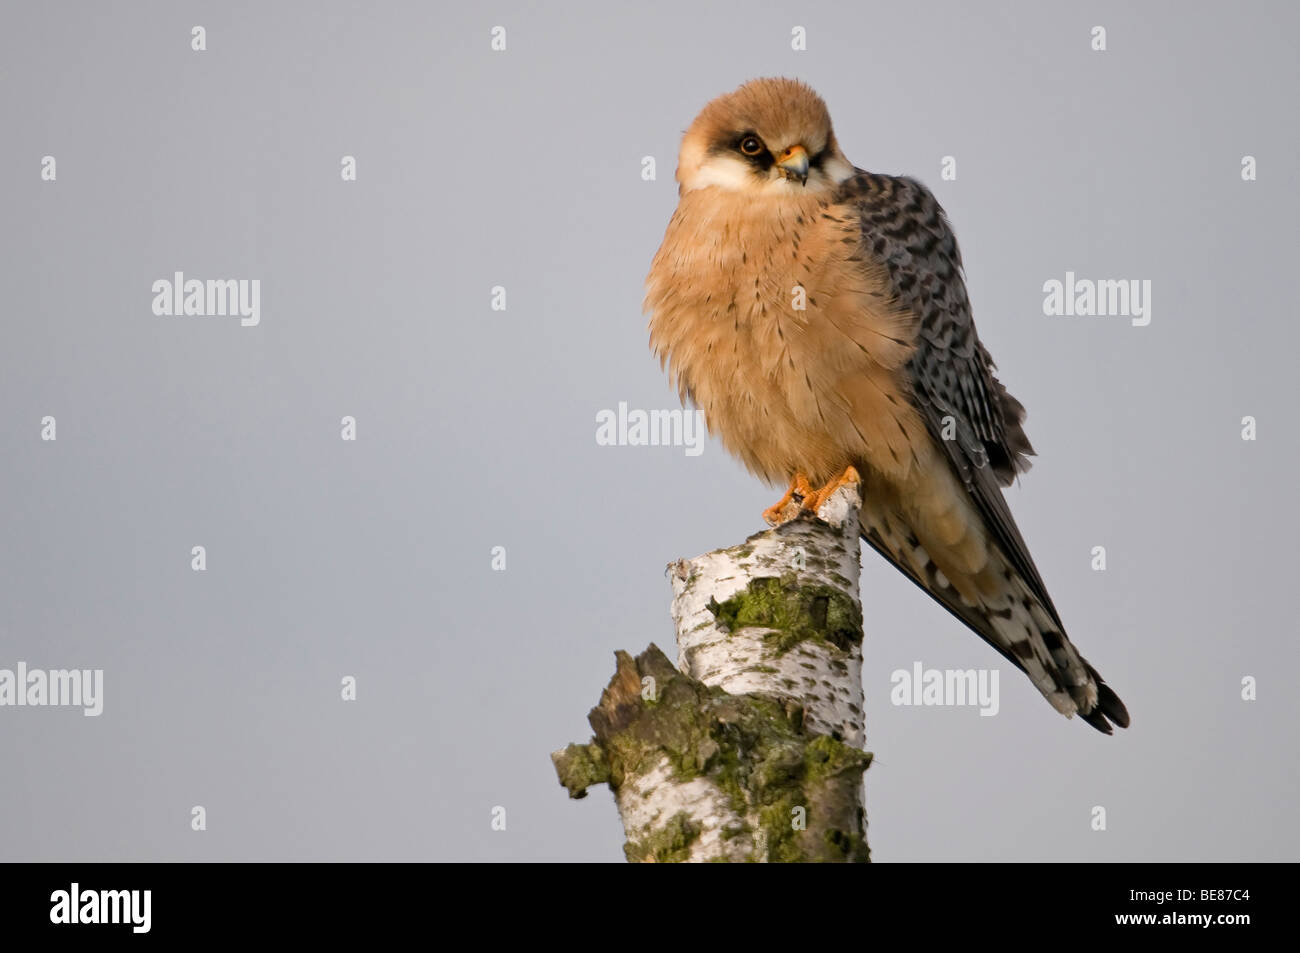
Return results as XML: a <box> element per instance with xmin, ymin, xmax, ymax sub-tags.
<box><xmin>799</xmin><ymin>466</ymin><xmax>862</xmax><ymax>518</ymax></box>
<box><xmin>763</xmin><ymin>472</ymin><xmax>815</xmax><ymax>526</ymax></box>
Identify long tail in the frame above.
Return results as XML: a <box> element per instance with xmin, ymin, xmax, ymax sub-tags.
<box><xmin>859</xmin><ymin>507</ymin><xmax>1130</xmax><ymax>734</ymax></box>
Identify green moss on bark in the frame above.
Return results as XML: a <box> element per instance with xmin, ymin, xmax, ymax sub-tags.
<box><xmin>624</xmin><ymin>811</ymin><xmax>701</xmax><ymax>863</ymax></box>
<box><xmin>552</xmin><ymin>742</ymin><xmax>610</xmax><ymax>799</ymax></box>
<box><xmin>708</xmin><ymin>573</ymin><xmax>862</xmax><ymax>655</ymax></box>
<box><xmin>552</xmin><ymin>645</ymin><xmax>870</xmax><ymax>863</ymax></box>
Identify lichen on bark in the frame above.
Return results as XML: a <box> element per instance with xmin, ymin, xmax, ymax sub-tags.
<box><xmin>623</xmin><ymin>811</ymin><xmax>701</xmax><ymax>863</ymax></box>
<box><xmin>552</xmin><ymin>644</ymin><xmax>870</xmax><ymax>862</ymax></box>
<box><xmin>552</xmin><ymin>479</ymin><xmax>871</xmax><ymax>862</ymax></box>
<box><xmin>709</xmin><ymin>572</ymin><xmax>863</xmax><ymax>655</ymax></box>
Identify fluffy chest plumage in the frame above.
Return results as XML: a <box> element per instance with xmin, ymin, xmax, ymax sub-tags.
<box><xmin>645</xmin><ymin>189</ymin><xmax>925</xmax><ymax>486</ymax></box>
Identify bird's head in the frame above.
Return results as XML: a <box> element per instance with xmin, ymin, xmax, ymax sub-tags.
<box><xmin>675</xmin><ymin>78</ymin><xmax>855</xmax><ymax>197</ymax></box>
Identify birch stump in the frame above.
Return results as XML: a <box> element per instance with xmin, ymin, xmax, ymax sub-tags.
<box><xmin>552</xmin><ymin>478</ymin><xmax>871</xmax><ymax>863</ymax></box>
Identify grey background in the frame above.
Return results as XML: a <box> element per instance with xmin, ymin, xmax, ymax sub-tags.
<box><xmin>1</xmin><ymin>0</ymin><xmax>1296</xmax><ymax>862</ymax></box>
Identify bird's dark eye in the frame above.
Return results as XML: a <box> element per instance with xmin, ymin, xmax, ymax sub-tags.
<box><xmin>739</xmin><ymin>136</ymin><xmax>763</xmax><ymax>156</ymax></box>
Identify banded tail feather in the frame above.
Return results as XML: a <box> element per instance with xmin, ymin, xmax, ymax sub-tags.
<box><xmin>859</xmin><ymin>507</ymin><xmax>1130</xmax><ymax>734</ymax></box>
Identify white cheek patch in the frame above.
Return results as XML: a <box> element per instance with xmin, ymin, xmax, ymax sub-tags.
<box><xmin>681</xmin><ymin>151</ymin><xmax>852</xmax><ymax>196</ymax></box>
<box><xmin>683</xmin><ymin>155</ymin><xmax>759</xmax><ymax>193</ymax></box>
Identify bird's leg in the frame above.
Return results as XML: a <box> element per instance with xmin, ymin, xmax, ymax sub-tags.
<box><xmin>762</xmin><ymin>472</ymin><xmax>815</xmax><ymax>526</ymax></box>
<box><xmin>800</xmin><ymin>466</ymin><xmax>864</xmax><ymax>516</ymax></box>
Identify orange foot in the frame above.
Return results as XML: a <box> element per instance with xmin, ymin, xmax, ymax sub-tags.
<box><xmin>800</xmin><ymin>466</ymin><xmax>864</xmax><ymax>518</ymax></box>
<box><xmin>762</xmin><ymin>472</ymin><xmax>815</xmax><ymax>526</ymax></box>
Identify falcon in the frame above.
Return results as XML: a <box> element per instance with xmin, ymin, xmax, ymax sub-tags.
<box><xmin>645</xmin><ymin>78</ymin><xmax>1129</xmax><ymax>733</ymax></box>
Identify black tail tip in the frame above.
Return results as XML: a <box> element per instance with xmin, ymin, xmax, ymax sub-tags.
<box><xmin>1082</xmin><ymin>682</ymin><xmax>1130</xmax><ymax>734</ymax></box>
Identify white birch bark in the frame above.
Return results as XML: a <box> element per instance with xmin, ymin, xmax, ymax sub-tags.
<box><xmin>669</xmin><ymin>481</ymin><xmax>865</xmax><ymax>747</ymax></box>
<box><xmin>613</xmin><ymin>757</ymin><xmax>752</xmax><ymax>863</ymax></box>
<box><xmin>553</xmin><ymin>478</ymin><xmax>870</xmax><ymax>863</ymax></box>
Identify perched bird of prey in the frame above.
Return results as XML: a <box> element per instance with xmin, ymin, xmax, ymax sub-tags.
<box><xmin>645</xmin><ymin>78</ymin><xmax>1129</xmax><ymax>733</ymax></box>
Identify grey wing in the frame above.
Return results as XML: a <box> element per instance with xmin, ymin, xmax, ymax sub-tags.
<box><xmin>838</xmin><ymin>171</ymin><xmax>1060</xmax><ymax>627</ymax></box>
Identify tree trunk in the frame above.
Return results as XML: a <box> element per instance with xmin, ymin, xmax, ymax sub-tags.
<box><xmin>552</xmin><ymin>478</ymin><xmax>871</xmax><ymax>863</ymax></box>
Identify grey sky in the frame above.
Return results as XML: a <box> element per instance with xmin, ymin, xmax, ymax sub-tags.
<box><xmin>1</xmin><ymin>0</ymin><xmax>1296</xmax><ymax>861</ymax></box>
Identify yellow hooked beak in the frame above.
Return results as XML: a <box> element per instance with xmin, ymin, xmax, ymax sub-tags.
<box><xmin>777</xmin><ymin>144</ymin><xmax>810</xmax><ymax>184</ymax></box>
